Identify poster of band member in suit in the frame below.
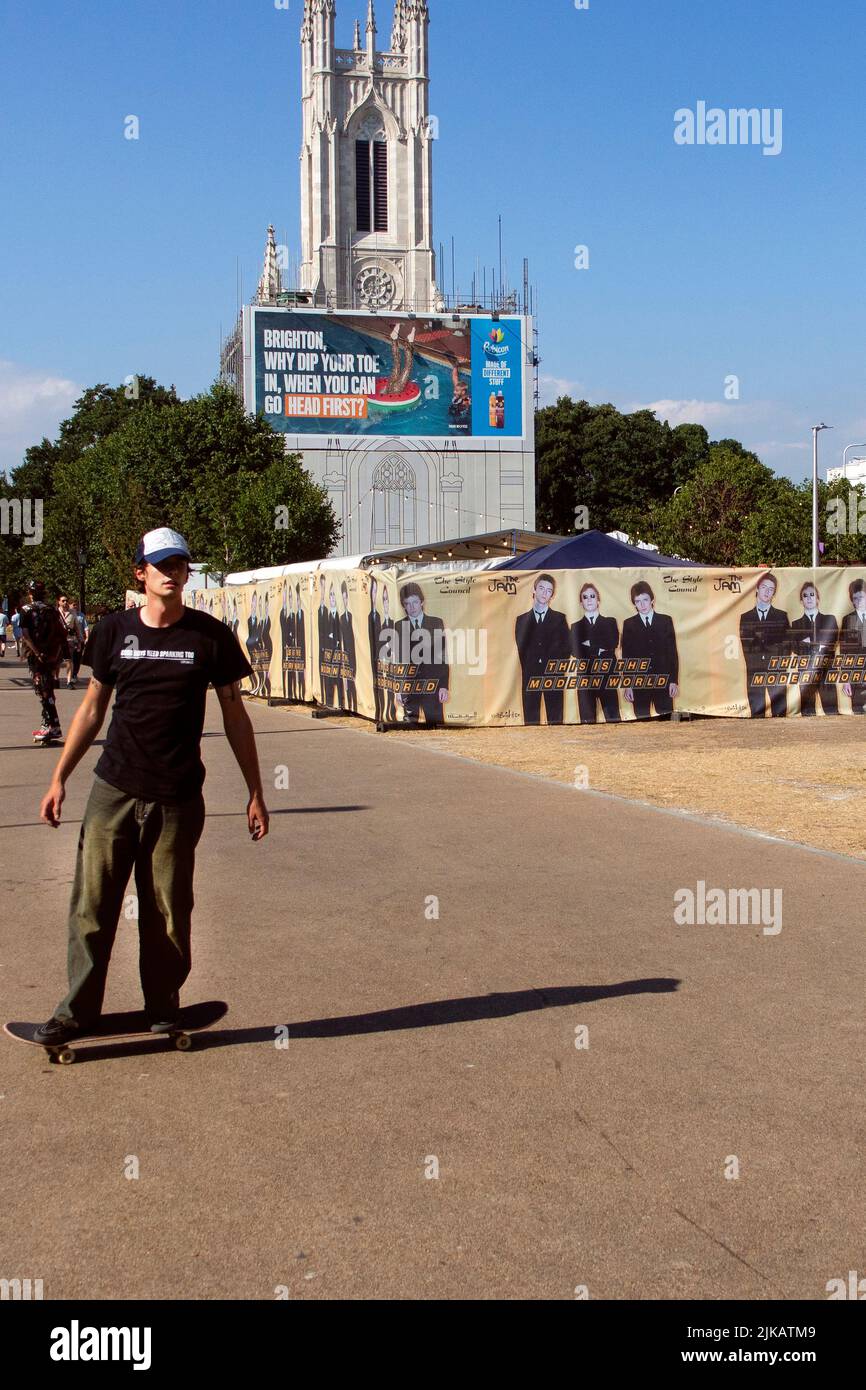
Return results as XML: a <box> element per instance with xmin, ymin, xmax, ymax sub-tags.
<box><xmin>279</xmin><ymin>581</ymin><xmax>296</xmax><ymax>700</ymax></box>
<box><xmin>739</xmin><ymin>573</ymin><xmax>790</xmax><ymax>717</ymax></box>
<box><xmin>319</xmin><ymin>581</ymin><xmax>344</xmax><ymax>709</ymax></box>
<box><xmin>379</xmin><ymin>583</ymin><xmax>397</xmax><ymax>723</ymax></box>
<box><xmin>570</xmin><ymin>581</ymin><xmax>620</xmax><ymax>724</ymax></box>
<box><xmin>260</xmin><ymin>590</ymin><xmax>273</xmax><ymax>699</ymax></box>
<box><xmin>839</xmin><ymin>578</ymin><xmax>866</xmax><ymax>713</ymax></box>
<box><xmin>368</xmin><ymin>577</ymin><xmax>383</xmax><ymax>722</ymax></box>
<box><xmin>514</xmin><ymin>574</ymin><xmax>572</xmax><ymax>725</ymax></box>
<box><xmin>339</xmin><ymin>580</ymin><xmax>357</xmax><ymax>713</ymax></box>
<box><xmin>394</xmin><ymin>582</ymin><xmax>450</xmax><ymax>724</ymax></box>
<box><xmin>245</xmin><ymin>589</ymin><xmax>266</xmax><ymax>696</ymax></box>
<box><xmin>316</xmin><ymin>573</ymin><xmax>328</xmax><ymax>704</ymax></box>
<box><xmin>620</xmin><ymin>581</ymin><xmax>680</xmax><ymax>719</ymax></box>
<box><xmin>294</xmin><ymin>582</ymin><xmax>306</xmax><ymax>702</ymax></box>
<box><xmin>790</xmin><ymin>581</ymin><xmax>838</xmax><ymax>716</ymax></box>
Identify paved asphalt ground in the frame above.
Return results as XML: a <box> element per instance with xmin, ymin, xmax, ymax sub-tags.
<box><xmin>1</xmin><ymin>654</ymin><xmax>865</xmax><ymax>1301</ymax></box>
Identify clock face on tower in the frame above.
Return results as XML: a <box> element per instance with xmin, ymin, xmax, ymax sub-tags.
<box><xmin>355</xmin><ymin>264</ymin><xmax>397</xmax><ymax>309</ymax></box>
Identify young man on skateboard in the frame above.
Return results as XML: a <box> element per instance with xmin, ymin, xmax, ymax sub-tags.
<box><xmin>34</xmin><ymin>527</ymin><xmax>269</xmax><ymax>1045</ymax></box>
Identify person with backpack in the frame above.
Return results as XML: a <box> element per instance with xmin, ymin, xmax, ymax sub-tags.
<box><xmin>34</xmin><ymin>527</ymin><xmax>269</xmax><ymax>1043</ymax></box>
<box><xmin>19</xmin><ymin>581</ymin><xmax>69</xmax><ymax>742</ymax></box>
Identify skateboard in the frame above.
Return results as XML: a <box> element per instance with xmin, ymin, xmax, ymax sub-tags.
<box><xmin>33</xmin><ymin>728</ymin><xmax>62</xmax><ymax>746</ymax></box>
<box><xmin>4</xmin><ymin>1001</ymin><xmax>228</xmax><ymax>1065</ymax></box>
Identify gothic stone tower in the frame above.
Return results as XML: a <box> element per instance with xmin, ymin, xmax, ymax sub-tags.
<box><xmin>299</xmin><ymin>0</ymin><xmax>442</xmax><ymax>312</ymax></box>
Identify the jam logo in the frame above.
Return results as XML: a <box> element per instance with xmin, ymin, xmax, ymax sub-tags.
<box><xmin>714</xmin><ymin>575</ymin><xmax>742</xmax><ymax>593</ymax></box>
<box><xmin>488</xmin><ymin>579</ymin><xmax>518</xmax><ymax>595</ymax></box>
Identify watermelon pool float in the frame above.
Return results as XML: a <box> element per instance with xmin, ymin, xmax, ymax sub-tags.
<box><xmin>366</xmin><ymin>378</ymin><xmax>422</xmax><ymax>413</ymax></box>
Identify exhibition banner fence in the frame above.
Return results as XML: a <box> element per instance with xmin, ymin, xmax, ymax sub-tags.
<box><xmin>128</xmin><ymin>564</ymin><xmax>866</xmax><ymax>723</ymax></box>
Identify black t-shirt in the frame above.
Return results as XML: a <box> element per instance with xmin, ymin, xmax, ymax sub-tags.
<box><xmin>82</xmin><ymin>607</ymin><xmax>253</xmax><ymax>803</ymax></box>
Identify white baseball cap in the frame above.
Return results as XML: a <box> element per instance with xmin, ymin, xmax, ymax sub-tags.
<box><xmin>135</xmin><ymin>527</ymin><xmax>191</xmax><ymax>565</ymax></box>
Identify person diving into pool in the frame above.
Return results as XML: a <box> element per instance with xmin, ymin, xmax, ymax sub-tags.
<box><xmin>384</xmin><ymin>322</ymin><xmax>417</xmax><ymax>397</ymax></box>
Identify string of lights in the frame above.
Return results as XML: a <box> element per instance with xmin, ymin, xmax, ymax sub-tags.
<box><xmin>342</xmin><ymin>479</ymin><xmax>528</xmax><ymax>530</ymax></box>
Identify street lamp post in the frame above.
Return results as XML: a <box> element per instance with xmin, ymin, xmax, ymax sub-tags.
<box><xmin>77</xmin><ymin>548</ymin><xmax>87</xmax><ymax>617</ymax></box>
<box><xmin>812</xmin><ymin>424</ymin><xmax>832</xmax><ymax>568</ymax></box>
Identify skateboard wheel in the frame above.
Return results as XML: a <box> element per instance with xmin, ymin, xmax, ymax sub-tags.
<box><xmin>56</xmin><ymin>1049</ymin><xmax>75</xmax><ymax>1065</ymax></box>
<box><xmin>174</xmin><ymin>1033</ymin><xmax>192</xmax><ymax>1051</ymax></box>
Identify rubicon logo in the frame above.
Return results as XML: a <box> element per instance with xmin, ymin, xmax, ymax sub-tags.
<box><xmin>50</xmin><ymin>1321</ymin><xmax>152</xmax><ymax>1371</ymax></box>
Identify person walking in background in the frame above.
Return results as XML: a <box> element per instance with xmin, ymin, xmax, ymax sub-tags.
<box><xmin>19</xmin><ymin>581</ymin><xmax>69</xmax><ymax>742</ymax></box>
<box><xmin>70</xmin><ymin>600</ymin><xmax>88</xmax><ymax>654</ymax></box>
<box><xmin>58</xmin><ymin>595</ymin><xmax>84</xmax><ymax>689</ymax></box>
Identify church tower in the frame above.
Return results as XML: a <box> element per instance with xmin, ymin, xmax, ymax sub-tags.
<box><xmin>299</xmin><ymin>0</ymin><xmax>442</xmax><ymax>312</ymax></box>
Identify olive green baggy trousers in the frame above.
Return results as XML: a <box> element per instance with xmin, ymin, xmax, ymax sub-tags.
<box><xmin>55</xmin><ymin>775</ymin><xmax>206</xmax><ymax>1024</ymax></box>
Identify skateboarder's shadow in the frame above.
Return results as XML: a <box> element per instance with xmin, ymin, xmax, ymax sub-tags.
<box><xmin>211</xmin><ymin>978</ymin><xmax>681</xmax><ymax>1049</ymax></box>
<box><xmin>58</xmin><ymin>980</ymin><xmax>679</xmax><ymax>1061</ymax></box>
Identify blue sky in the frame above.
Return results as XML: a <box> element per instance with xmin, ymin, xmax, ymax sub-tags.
<box><xmin>1</xmin><ymin>0</ymin><xmax>863</xmax><ymax>483</ymax></box>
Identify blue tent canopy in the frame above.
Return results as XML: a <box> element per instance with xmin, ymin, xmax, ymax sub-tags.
<box><xmin>493</xmin><ymin>530</ymin><xmax>694</xmax><ymax>570</ymax></box>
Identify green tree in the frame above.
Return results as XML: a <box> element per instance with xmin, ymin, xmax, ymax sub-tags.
<box><xmin>2</xmin><ymin>379</ymin><xmax>339</xmax><ymax>611</ymax></box>
<box><xmin>819</xmin><ymin>478</ymin><xmax>866</xmax><ymax>566</ymax></box>
<box><xmin>90</xmin><ymin>384</ymin><xmax>339</xmax><ymax>587</ymax></box>
<box><xmin>647</xmin><ymin>455</ymin><xmax>866</xmax><ymax>567</ymax></box>
<box><xmin>535</xmin><ymin>397</ymin><xmax>709</xmax><ymax>536</ymax></box>
<box><xmin>737</xmin><ymin>479</ymin><xmax>813</xmax><ymax>567</ymax></box>
<box><xmin>2</xmin><ymin>378</ymin><xmax>182</xmax><ymax>606</ymax></box>
<box><xmin>10</xmin><ymin>379</ymin><xmax>180</xmax><ymax>499</ymax></box>
<box><xmin>644</xmin><ymin>444</ymin><xmax>779</xmax><ymax>565</ymax></box>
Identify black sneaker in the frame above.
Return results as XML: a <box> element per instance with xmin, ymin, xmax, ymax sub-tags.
<box><xmin>34</xmin><ymin>1017</ymin><xmax>82</xmax><ymax>1044</ymax></box>
<box><xmin>148</xmin><ymin>1015</ymin><xmax>179</xmax><ymax>1034</ymax></box>
<box><xmin>147</xmin><ymin>996</ymin><xmax>180</xmax><ymax>1033</ymax></box>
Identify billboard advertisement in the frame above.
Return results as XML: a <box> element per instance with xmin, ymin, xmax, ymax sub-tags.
<box><xmin>249</xmin><ymin>308</ymin><xmax>526</xmax><ymax>440</ymax></box>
